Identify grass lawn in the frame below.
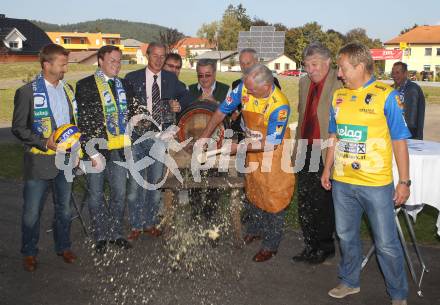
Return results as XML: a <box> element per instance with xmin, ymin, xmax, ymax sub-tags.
<box><xmin>2</xmin><ymin>63</ymin><xmax>440</xmax><ymax>125</ymax></box>
<box><xmin>0</xmin><ymin>67</ymin><xmax>300</xmax><ymax>125</ymax></box>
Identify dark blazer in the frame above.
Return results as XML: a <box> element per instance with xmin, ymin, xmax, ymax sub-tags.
<box><xmin>124</xmin><ymin>68</ymin><xmax>192</xmax><ymax>115</ymax></box>
<box><xmin>403</xmin><ymin>80</ymin><xmax>425</xmax><ymax>140</ymax></box>
<box><xmin>11</xmin><ymin>82</ymin><xmax>75</xmax><ymax>180</ymax></box>
<box><xmin>75</xmin><ymin>75</ymin><xmax>136</xmax><ymax>159</ymax></box>
<box><xmin>293</xmin><ymin>69</ymin><xmax>343</xmax><ymax>163</ymax></box>
<box><xmin>188</xmin><ymin>81</ymin><xmax>230</xmax><ymax>103</ymax></box>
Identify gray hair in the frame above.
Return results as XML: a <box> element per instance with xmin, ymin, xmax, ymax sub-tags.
<box><xmin>146</xmin><ymin>42</ymin><xmax>166</xmax><ymax>55</ymax></box>
<box><xmin>239</xmin><ymin>48</ymin><xmax>258</xmax><ymax>61</ymax></box>
<box><xmin>303</xmin><ymin>41</ymin><xmax>331</xmax><ymax>60</ymax></box>
<box><xmin>196</xmin><ymin>58</ymin><xmax>217</xmax><ymax>72</ymax></box>
<box><xmin>244</xmin><ymin>64</ymin><xmax>274</xmax><ymax>86</ymax></box>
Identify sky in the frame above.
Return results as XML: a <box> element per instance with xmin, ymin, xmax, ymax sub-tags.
<box><xmin>3</xmin><ymin>0</ymin><xmax>440</xmax><ymax>42</ymax></box>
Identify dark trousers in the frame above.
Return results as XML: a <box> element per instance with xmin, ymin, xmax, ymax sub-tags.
<box><xmin>297</xmin><ymin>146</ymin><xmax>335</xmax><ymax>253</ymax></box>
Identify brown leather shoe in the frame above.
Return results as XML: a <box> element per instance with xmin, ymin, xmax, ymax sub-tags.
<box><xmin>243</xmin><ymin>234</ymin><xmax>262</xmax><ymax>245</ymax></box>
<box><xmin>252</xmin><ymin>249</ymin><xmax>277</xmax><ymax>262</ymax></box>
<box><xmin>23</xmin><ymin>256</ymin><xmax>37</xmax><ymax>272</ymax></box>
<box><xmin>127</xmin><ymin>229</ymin><xmax>142</xmax><ymax>241</ymax></box>
<box><xmin>57</xmin><ymin>250</ymin><xmax>77</xmax><ymax>264</ymax></box>
<box><xmin>143</xmin><ymin>227</ymin><xmax>162</xmax><ymax>237</ymax></box>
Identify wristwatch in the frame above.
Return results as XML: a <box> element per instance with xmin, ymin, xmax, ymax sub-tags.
<box><xmin>398</xmin><ymin>180</ymin><xmax>411</xmax><ymax>187</ymax></box>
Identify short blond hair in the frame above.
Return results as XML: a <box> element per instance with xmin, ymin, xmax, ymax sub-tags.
<box><xmin>338</xmin><ymin>42</ymin><xmax>374</xmax><ymax>74</ymax></box>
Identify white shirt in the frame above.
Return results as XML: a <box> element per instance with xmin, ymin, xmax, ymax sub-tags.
<box><xmin>197</xmin><ymin>82</ymin><xmax>216</xmax><ymax>95</ymax></box>
<box><xmin>44</xmin><ymin>79</ymin><xmax>70</xmax><ymax>127</ymax></box>
<box><xmin>145</xmin><ymin>67</ymin><xmax>161</xmax><ymax>114</ymax></box>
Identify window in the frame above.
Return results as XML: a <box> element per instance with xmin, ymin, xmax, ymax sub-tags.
<box><xmin>63</xmin><ymin>38</ymin><xmax>71</xmax><ymax>44</ymax></box>
<box><xmin>55</xmin><ymin>37</ymin><xmax>60</xmax><ymax>44</ymax></box>
<box><xmin>80</xmin><ymin>38</ymin><xmax>85</xmax><ymax>44</ymax></box>
<box><xmin>8</xmin><ymin>41</ymin><xmax>18</xmax><ymax>48</ymax></box>
<box><xmin>109</xmin><ymin>39</ymin><xmax>116</xmax><ymax>45</ymax></box>
<box><xmin>425</xmin><ymin>48</ymin><xmax>432</xmax><ymax>56</ymax></box>
<box><xmin>284</xmin><ymin>63</ymin><xmax>290</xmax><ymax>70</ymax></box>
<box><xmin>423</xmin><ymin>65</ymin><xmax>431</xmax><ymax>71</ymax></box>
<box><xmin>404</xmin><ymin>48</ymin><xmax>411</xmax><ymax>56</ymax></box>
<box><xmin>437</xmin><ymin>48</ymin><xmax>440</xmax><ymax>56</ymax></box>
<box><xmin>96</xmin><ymin>39</ymin><xmax>100</xmax><ymax>45</ymax></box>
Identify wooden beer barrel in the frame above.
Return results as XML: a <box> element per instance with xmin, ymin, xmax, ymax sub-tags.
<box><xmin>177</xmin><ymin>100</ymin><xmax>228</xmax><ymax>150</ymax></box>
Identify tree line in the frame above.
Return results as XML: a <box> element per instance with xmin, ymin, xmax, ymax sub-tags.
<box><xmin>197</xmin><ymin>4</ymin><xmax>384</xmax><ymax>68</ymax></box>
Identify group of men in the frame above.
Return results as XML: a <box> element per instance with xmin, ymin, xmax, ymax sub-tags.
<box><xmin>13</xmin><ymin>38</ymin><xmax>425</xmax><ymax>305</ymax></box>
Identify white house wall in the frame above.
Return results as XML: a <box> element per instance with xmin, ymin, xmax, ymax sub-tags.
<box><xmin>385</xmin><ymin>44</ymin><xmax>440</xmax><ymax>74</ymax></box>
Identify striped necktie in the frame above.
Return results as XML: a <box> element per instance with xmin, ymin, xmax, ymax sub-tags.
<box><xmin>151</xmin><ymin>74</ymin><xmax>161</xmax><ymax>126</ymax></box>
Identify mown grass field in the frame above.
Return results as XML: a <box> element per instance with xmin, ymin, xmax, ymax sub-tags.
<box><xmin>0</xmin><ymin>65</ymin><xmax>298</xmax><ymax>124</ymax></box>
<box><xmin>1</xmin><ymin>63</ymin><xmax>439</xmax><ymax>244</ymax></box>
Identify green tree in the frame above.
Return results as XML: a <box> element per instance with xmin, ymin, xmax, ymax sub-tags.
<box><xmin>344</xmin><ymin>28</ymin><xmax>382</xmax><ymax>48</ymax></box>
<box><xmin>197</xmin><ymin>21</ymin><xmax>219</xmax><ymax>48</ymax></box>
<box><xmin>156</xmin><ymin>28</ymin><xmax>184</xmax><ymax>50</ymax></box>
<box><xmin>400</xmin><ymin>24</ymin><xmax>419</xmax><ymax>35</ymax></box>
<box><xmin>285</xmin><ymin>27</ymin><xmax>307</xmax><ymax>66</ymax></box>
<box><xmin>224</xmin><ymin>3</ymin><xmax>252</xmax><ymax>30</ymax></box>
<box><xmin>218</xmin><ymin>13</ymin><xmax>243</xmax><ymax>50</ymax></box>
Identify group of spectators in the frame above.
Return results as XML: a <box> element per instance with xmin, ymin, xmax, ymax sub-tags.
<box><xmin>12</xmin><ymin>38</ymin><xmax>426</xmax><ymax>305</ymax></box>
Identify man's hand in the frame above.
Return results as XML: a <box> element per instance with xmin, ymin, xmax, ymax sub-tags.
<box><xmin>393</xmin><ymin>184</ymin><xmax>410</xmax><ymax>206</ymax></box>
<box><xmin>46</xmin><ymin>132</ymin><xmax>57</xmax><ymax>151</ymax></box>
<box><xmin>90</xmin><ymin>154</ymin><xmax>105</xmax><ymax>172</ymax></box>
<box><xmin>321</xmin><ymin>168</ymin><xmax>332</xmax><ymax>191</ymax></box>
<box><xmin>169</xmin><ymin>99</ymin><xmax>181</xmax><ymax>113</ymax></box>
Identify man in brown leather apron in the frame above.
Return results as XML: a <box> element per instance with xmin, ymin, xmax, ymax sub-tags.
<box><xmin>198</xmin><ymin>64</ymin><xmax>295</xmax><ymax>262</ymax></box>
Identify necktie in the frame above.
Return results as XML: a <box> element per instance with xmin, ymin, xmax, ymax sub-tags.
<box><xmin>302</xmin><ymin>85</ymin><xmax>320</xmax><ymax>144</ymax></box>
<box><xmin>151</xmin><ymin>75</ymin><xmax>161</xmax><ymax>126</ymax></box>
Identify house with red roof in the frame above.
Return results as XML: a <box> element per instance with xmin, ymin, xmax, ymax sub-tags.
<box><xmin>171</xmin><ymin>37</ymin><xmax>215</xmax><ymax>68</ymax></box>
<box><xmin>384</xmin><ymin>25</ymin><xmax>440</xmax><ymax>76</ymax></box>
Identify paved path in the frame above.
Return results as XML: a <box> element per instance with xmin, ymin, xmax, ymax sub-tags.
<box><xmin>0</xmin><ymin>179</ymin><xmax>438</xmax><ymax>305</ymax></box>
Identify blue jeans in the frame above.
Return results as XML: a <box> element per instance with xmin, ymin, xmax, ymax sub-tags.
<box><xmin>332</xmin><ymin>180</ymin><xmax>408</xmax><ymax>300</ymax></box>
<box><xmin>87</xmin><ymin>150</ymin><xmax>127</xmax><ymax>241</ymax></box>
<box><xmin>245</xmin><ymin>200</ymin><xmax>286</xmax><ymax>251</ymax></box>
<box><xmin>21</xmin><ymin>171</ymin><xmax>72</xmax><ymax>256</ymax></box>
<box><xmin>127</xmin><ymin>138</ymin><xmax>165</xmax><ymax>230</ymax></box>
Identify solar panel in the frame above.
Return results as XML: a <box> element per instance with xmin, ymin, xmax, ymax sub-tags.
<box><xmin>238</xmin><ymin>26</ymin><xmax>285</xmax><ymax>61</ymax></box>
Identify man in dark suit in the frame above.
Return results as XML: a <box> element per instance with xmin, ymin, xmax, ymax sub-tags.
<box><xmin>124</xmin><ymin>42</ymin><xmax>191</xmax><ymax>240</ymax></box>
<box><xmin>392</xmin><ymin>61</ymin><xmax>425</xmax><ymax>140</ymax></box>
<box><xmin>292</xmin><ymin>42</ymin><xmax>342</xmax><ymax>264</ymax></box>
<box><xmin>188</xmin><ymin>58</ymin><xmax>230</xmax><ymax>103</ymax></box>
<box><xmin>12</xmin><ymin>43</ymin><xmax>78</xmax><ymax>272</ymax></box>
<box><xmin>76</xmin><ymin>45</ymin><xmax>136</xmax><ymax>253</ymax></box>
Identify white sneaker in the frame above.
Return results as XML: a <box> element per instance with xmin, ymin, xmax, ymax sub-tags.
<box><xmin>328</xmin><ymin>284</ymin><xmax>360</xmax><ymax>299</ymax></box>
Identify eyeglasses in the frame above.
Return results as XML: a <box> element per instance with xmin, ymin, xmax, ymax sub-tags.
<box><xmin>165</xmin><ymin>63</ymin><xmax>182</xmax><ymax>70</ymax></box>
<box><xmin>197</xmin><ymin>73</ymin><xmax>213</xmax><ymax>79</ymax></box>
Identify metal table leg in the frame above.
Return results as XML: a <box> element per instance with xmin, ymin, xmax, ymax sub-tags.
<box><xmin>361</xmin><ymin>207</ymin><xmax>428</xmax><ymax>297</ymax></box>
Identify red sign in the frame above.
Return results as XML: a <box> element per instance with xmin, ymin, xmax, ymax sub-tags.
<box><xmin>370</xmin><ymin>49</ymin><xmax>403</xmax><ymax>60</ymax></box>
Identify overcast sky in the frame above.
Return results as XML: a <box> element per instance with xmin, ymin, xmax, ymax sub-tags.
<box><xmin>3</xmin><ymin>0</ymin><xmax>440</xmax><ymax>42</ymax></box>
